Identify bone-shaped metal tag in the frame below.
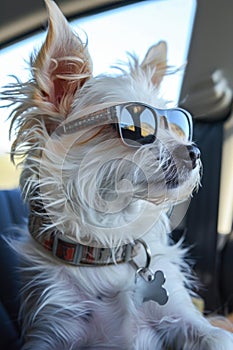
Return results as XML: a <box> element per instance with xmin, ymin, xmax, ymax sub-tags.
<box><xmin>134</xmin><ymin>269</ymin><xmax>169</xmax><ymax>306</ymax></box>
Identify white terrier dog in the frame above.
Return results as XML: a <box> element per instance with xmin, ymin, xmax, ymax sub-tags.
<box><xmin>3</xmin><ymin>0</ymin><xmax>233</xmax><ymax>349</ymax></box>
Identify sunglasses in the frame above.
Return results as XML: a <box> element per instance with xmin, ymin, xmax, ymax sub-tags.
<box><xmin>55</xmin><ymin>102</ymin><xmax>193</xmax><ymax>147</ymax></box>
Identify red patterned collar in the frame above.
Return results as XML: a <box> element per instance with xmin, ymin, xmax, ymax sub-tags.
<box><xmin>29</xmin><ymin>211</ymin><xmax>139</xmax><ymax>266</ymax></box>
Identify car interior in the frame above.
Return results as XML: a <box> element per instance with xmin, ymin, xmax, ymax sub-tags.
<box><xmin>0</xmin><ymin>0</ymin><xmax>233</xmax><ymax>348</ymax></box>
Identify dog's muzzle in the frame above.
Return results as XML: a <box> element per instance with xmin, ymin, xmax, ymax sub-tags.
<box><xmin>161</xmin><ymin>144</ymin><xmax>201</xmax><ymax>188</ymax></box>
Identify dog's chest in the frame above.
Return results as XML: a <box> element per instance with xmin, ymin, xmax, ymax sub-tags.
<box><xmin>78</xmin><ymin>286</ymin><xmax>133</xmax><ymax>348</ymax></box>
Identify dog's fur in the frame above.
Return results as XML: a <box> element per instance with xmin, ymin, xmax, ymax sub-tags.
<box><xmin>3</xmin><ymin>0</ymin><xmax>233</xmax><ymax>349</ymax></box>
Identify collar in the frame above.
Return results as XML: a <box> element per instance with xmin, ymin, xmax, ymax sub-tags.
<box><xmin>28</xmin><ymin>209</ymin><xmax>139</xmax><ymax>267</ymax></box>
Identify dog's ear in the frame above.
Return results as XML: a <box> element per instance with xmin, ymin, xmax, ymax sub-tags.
<box><xmin>141</xmin><ymin>41</ymin><xmax>167</xmax><ymax>86</ymax></box>
<box><xmin>32</xmin><ymin>0</ymin><xmax>92</xmax><ymax>116</ymax></box>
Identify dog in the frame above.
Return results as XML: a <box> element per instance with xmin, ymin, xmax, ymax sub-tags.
<box><xmin>3</xmin><ymin>0</ymin><xmax>233</xmax><ymax>348</ymax></box>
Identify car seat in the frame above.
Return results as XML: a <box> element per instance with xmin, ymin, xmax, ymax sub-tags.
<box><xmin>0</xmin><ymin>188</ymin><xmax>28</xmax><ymax>350</ymax></box>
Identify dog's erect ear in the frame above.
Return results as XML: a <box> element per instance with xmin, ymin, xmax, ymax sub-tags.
<box><xmin>141</xmin><ymin>41</ymin><xmax>167</xmax><ymax>86</ymax></box>
<box><xmin>32</xmin><ymin>0</ymin><xmax>92</xmax><ymax>116</ymax></box>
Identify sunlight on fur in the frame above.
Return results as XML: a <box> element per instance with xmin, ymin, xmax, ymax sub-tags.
<box><xmin>1</xmin><ymin>0</ymin><xmax>233</xmax><ymax>349</ymax></box>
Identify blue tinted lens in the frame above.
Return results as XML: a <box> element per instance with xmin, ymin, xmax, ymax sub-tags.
<box><xmin>159</xmin><ymin>108</ymin><xmax>192</xmax><ymax>141</ymax></box>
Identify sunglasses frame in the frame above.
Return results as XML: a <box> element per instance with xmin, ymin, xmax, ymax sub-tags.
<box><xmin>55</xmin><ymin>102</ymin><xmax>193</xmax><ymax>146</ymax></box>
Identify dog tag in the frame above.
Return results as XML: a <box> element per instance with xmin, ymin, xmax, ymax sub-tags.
<box><xmin>134</xmin><ymin>268</ymin><xmax>169</xmax><ymax>306</ymax></box>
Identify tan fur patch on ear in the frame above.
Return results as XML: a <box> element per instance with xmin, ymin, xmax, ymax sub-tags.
<box><xmin>32</xmin><ymin>0</ymin><xmax>92</xmax><ymax>116</ymax></box>
<box><xmin>141</xmin><ymin>41</ymin><xmax>167</xmax><ymax>86</ymax></box>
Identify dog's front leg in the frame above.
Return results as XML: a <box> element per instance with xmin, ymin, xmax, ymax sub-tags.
<box><xmin>20</xmin><ymin>282</ymin><xmax>98</xmax><ymax>350</ymax></box>
<box><xmin>21</xmin><ymin>310</ymin><xmax>94</xmax><ymax>350</ymax></box>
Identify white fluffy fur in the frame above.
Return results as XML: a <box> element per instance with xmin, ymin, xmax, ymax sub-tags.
<box><xmin>2</xmin><ymin>0</ymin><xmax>233</xmax><ymax>349</ymax></box>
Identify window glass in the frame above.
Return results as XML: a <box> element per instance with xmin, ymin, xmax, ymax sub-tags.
<box><xmin>0</xmin><ymin>0</ymin><xmax>196</xmax><ymax>188</ymax></box>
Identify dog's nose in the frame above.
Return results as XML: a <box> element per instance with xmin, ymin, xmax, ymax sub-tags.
<box><xmin>187</xmin><ymin>145</ymin><xmax>201</xmax><ymax>169</ymax></box>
